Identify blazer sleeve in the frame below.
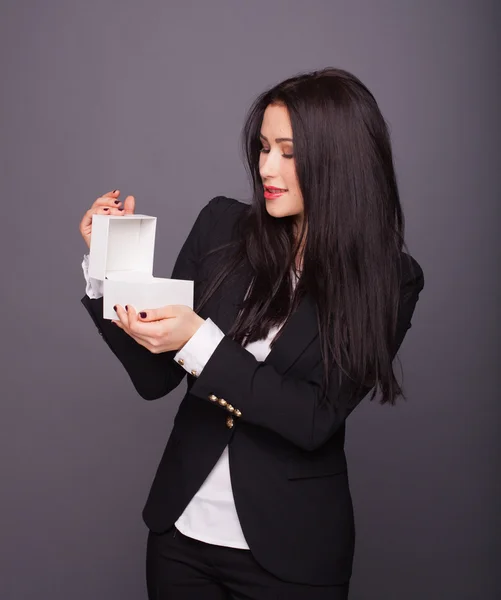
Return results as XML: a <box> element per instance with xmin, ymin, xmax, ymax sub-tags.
<box><xmin>189</xmin><ymin>256</ymin><xmax>425</xmax><ymax>451</ymax></box>
<box><xmin>80</xmin><ymin>196</ymin><xmax>222</xmax><ymax>400</ymax></box>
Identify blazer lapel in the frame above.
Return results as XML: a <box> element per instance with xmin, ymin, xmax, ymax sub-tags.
<box><xmin>210</xmin><ymin>260</ymin><xmax>253</xmax><ymax>336</ymax></box>
<box><xmin>265</xmin><ymin>292</ymin><xmax>319</xmax><ymax>374</ymax></box>
<box><xmin>208</xmin><ymin>261</ymin><xmax>319</xmax><ymax>375</ymax></box>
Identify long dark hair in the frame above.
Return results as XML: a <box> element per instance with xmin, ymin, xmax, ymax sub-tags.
<box><xmin>196</xmin><ymin>67</ymin><xmax>406</xmax><ymax>405</ymax></box>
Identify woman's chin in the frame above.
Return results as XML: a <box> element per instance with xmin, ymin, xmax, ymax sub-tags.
<box><xmin>265</xmin><ymin>203</ymin><xmax>302</xmax><ymax>221</ymax></box>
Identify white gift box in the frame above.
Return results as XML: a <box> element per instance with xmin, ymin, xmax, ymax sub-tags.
<box><xmin>88</xmin><ymin>214</ymin><xmax>194</xmax><ymax>320</ymax></box>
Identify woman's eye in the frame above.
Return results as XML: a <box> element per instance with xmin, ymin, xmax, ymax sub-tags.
<box><xmin>259</xmin><ymin>146</ymin><xmax>293</xmax><ymax>158</ymax></box>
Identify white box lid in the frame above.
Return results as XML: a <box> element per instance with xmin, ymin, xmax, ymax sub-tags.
<box><xmin>88</xmin><ymin>214</ymin><xmax>157</xmax><ymax>281</ymax></box>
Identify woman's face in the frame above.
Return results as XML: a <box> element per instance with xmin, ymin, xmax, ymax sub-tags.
<box><xmin>259</xmin><ymin>104</ymin><xmax>304</xmax><ymax>227</ymax></box>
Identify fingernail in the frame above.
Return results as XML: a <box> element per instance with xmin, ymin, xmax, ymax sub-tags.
<box><xmin>140</xmin><ymin>312</ymin><xmax>147</xmax><ymax>318</ymax></box>
<box><xmin>103</xmin><ymin>207</ymin><xmax>109</xmax><ymax>211</ymax></box>
<box><xmin>112</xmin><ymin>189</ymin><xmax>118</xmax><ymax>193</ymax></box>
<box><xmin>114</xmin><ymin>200</ymin><xmax>120</xmax><ymax>204</ymax></box>
<box><xmin>125</xmin><ymin>305</ymin><xmax>128</xmax><ymax>312</ymax></box>
<box><xmin>113</xmin><ymin>305</ymin><xmax>117</xmax><ymax>312</ymax></box>
<box><xmin>118</xmin><ymin>207</ymin><xmax>124</xmax><ymax>211</ymax></box>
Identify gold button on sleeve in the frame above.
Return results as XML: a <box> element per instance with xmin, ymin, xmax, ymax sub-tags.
<box><xmin>234</xmin><ymin>409</ymin><xmax>242</xmax><ymax>418</ymax></box>
<box><xmin>177</xmin><ymin>358</ymin><xmax>185</xmax><ymax>366</ymax></box>
<box><xmin>191</xmin><ymin>370</ymin><xmax>198</xmax><ymax>377</ymax></box>
<box><xmin>227</xmin><ymin>405</ymin><xmax>234</xmax><ymax>413</ymax></box>
<box><xmin>208</xmin><ymin>394</ymin><xmax>218</xmax><ymax>402</ymax></box>
<box><xmin>218</xmin><ymin>399</ymin><xmax>227</xmax><ymax>407</ymax></box>
<box><xmin>226</xmin><ymin>416</ymin><xmax>234</xmax><ymax>429</ymax></box>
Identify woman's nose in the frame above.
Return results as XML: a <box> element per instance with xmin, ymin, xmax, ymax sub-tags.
<box><xmin>260</xmin><ymin>151</ymin><xmax>280</xmax><ymax>179</ymax></box>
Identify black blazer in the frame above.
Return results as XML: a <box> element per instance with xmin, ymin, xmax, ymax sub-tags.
<box><xmin>81</xmin><ymin>196</ymin><xmax>424</xmax><ymax>585</ymax></box>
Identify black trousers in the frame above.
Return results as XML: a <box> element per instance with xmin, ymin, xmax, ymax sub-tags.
<box><xmin>146</xmin><ymin>527</ymin><xmax>350</xmax><ymax>600</ymax></box>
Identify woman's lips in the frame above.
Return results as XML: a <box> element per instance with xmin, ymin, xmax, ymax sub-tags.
<box><xmin>264</xmin><ymin>187</ymin><xmax>288</xmax><ymax>200</ymax></box>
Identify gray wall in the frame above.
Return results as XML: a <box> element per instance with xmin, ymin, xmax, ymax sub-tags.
<box><xmin>1</xmin><ymin>1</ymin><xmax>499</xmax><ymax>598</ymax></box>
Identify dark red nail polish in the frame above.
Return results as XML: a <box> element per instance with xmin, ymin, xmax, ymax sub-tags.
<box><xmin>140</xmin><ymin>312</ymin><xmax>147</xmax><ymax>318</ymax></box>
<box><xmin>113</xmin><ymin>305</ymin><xmax>117</xmax><ymax>312</ymax></box>
<box><xmin>112</xmin><ymin>189</ymin><xmax>118</xmax><ymax>193</ymax></box>
<box><xmin>125</xmin><ymin>305</ymin><xmax>128</xmax><ymax>312</ymax></box>
<box><xmin>103</xmin><ymin>207</ymin><xmax>109</xmax><ymax>211</ymax></box>
<box><xmin>118</xmin><ymin>207</ymin><xmax>124</xmax><ymax>211</ymax></box>
<box><xmin>114</xmin><ymin>200</ymin><xmax>120</xmax><ymax>204</ymax></box>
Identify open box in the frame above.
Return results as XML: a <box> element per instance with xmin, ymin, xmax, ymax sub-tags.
<box><xmin>88</xmin><ymin>214</ymin><xmax>194</xmax><ymax>320</ymax></box>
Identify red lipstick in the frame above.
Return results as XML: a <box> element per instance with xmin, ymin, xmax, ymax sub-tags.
<box><xmin>264</xmin><ymin>186</ymin><xmax>288</xmax><ymax>200</ymax></box>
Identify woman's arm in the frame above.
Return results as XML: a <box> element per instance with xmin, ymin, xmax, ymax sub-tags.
<box><xmin>81</xmin><ymin>295</ymin><xmax>186</xmax><ymax>399</ymax></box>
<box><xmin>188</xmin><ymin>258</ymin><xmax>424</xmax><ymax>450</ymax></box>
<box><xmin>80</xmin><ymin>197</ymin><xmax>219</xmax><ymax>400</ymax></box>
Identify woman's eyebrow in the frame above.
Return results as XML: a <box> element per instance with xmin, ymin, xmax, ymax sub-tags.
<box><xmin>259</xmin><ymin>133</ymin><xmax>294</xmax><ymax>143</ymax></box>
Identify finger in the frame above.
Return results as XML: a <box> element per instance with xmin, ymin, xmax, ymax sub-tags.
<box><xmin>125</xmin><ymin>305</ymin><xmax>158</xmax><ymax>339</ymax></box>
<box><xmin>91</xmin><ymin>196</ymin><xmax>123</xmax><ymax>210</ymax></box>
<box><xmin>115</xmin><ymin>304</ymin><xmax>152</xmax><ymax>341</ymax></box>
<box><xmin>95</xmin><ymin>207</ymin><xmax>111</xmax><ymax>215</ymax></box>
<box><xmin>91</xmin><ymin>207</ymin><xmax>123</xmax><ymax>219</ymax></box>
<box><xmin>123</xmin><ymin>304</ymin><xmax>138</xmax><ymax>329</ymax></box>
<box><xmin>137</xmin><ymin>306</ymin><xmax>176</xmax><ymax>322</ymax></box>
<box><xmin>114</xmin><ymin>304</ymin><xmax>130</xmax><ymax>329</ymax></box>
<box><xmin>106</xmin><ymin>207</ymin><xmax>127</xmax><ymax>216</ymax></box>
<box><xmin>126</xmin><ymin>304</ymin><xmax>139</xmax><ymax>321</ymax></box>
<box><xmin>123</xmin><ymin>195</ymin><xmax>135</xmax><ymax>215</ymax></box>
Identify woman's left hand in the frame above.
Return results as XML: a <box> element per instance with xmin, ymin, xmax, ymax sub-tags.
<box><xmin>112</xmin><ymin>304</ymin><xmax>205</xmax><ymax>354</ymax></box>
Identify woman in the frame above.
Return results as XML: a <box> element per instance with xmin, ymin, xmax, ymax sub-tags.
<box><xmin>79</xmin><ymin>68</ymin><xmax>424</xmax><ymax>599</ymax></box>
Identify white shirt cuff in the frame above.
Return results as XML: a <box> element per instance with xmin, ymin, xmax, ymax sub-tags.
<box><xmin>82</xmin><ymin>254</ymin><xmax>104</xmax><ymax>299</ymax></box>
<box><xmin>174</xmin><ymin>318</ymin><xmax>225</xmax><ymax>377</ymax></box>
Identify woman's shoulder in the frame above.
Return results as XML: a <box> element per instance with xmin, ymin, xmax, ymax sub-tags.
<box><xmin>205</xmin><ymin>195</ymin><xmax>249</xmax><ymax>219</ymax></box>
<box><xmin>399</xmin><ymin>251</ymin><xmax>425</xmax><ymax>295</ymax></box>
<box><xmin>196</xmin><ymin>196</ymin><xmax>249</xmax><ymax>236</ymax></box>
<box><xmin>191</xmin><ymin>196</ymin><xmax>250</xmax><ymax>250</ymax></box>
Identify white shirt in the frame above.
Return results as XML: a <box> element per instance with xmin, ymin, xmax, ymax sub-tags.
<box><xmin>82</xmin><ymin>255</ymin><xmax>295</xmax><ymax>549</ymax></box>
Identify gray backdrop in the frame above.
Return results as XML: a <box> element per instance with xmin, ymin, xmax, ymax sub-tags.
<box><xmin>1</xmin><ymin>1</ymin><xmax>499</xmax><ymax>599</ymax></box>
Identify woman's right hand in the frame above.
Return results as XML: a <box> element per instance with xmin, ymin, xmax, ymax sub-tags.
<box><xmin>79</xmin><ymin>190</ymin><xmax>136</xmax><ymax>249</ymax></box>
